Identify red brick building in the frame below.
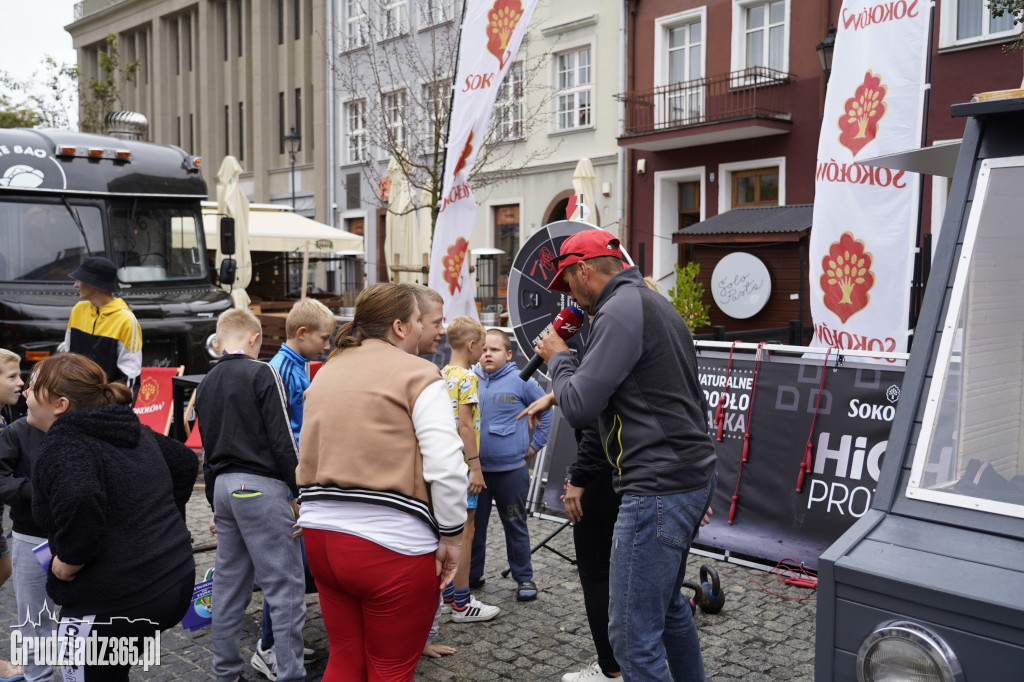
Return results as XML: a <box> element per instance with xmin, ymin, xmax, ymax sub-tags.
<box><xmin>619</xmin><ymin>0</ymin><xmax>1021</xmax><ymax>338</ymax></box>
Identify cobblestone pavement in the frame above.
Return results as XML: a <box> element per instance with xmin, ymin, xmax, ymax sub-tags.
<box><xmin>0</xmin><ymin>491</ymin><xmax>817</xmax><ymax>680</ymax></box>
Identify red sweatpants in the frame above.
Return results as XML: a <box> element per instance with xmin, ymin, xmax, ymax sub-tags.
<box><xmin>304</xmin><ymin>527</ymin><xmax>439</xmax><ymax>681</ymax></box>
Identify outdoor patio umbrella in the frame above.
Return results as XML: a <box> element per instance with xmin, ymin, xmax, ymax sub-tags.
<box><xmin>383</xmin><ymin>155</ymin><xmax>419</xmax><ymax>283</ymax></box>
<box><xmin>216</xmin><ymin>155</ymin><xmax>251</xmax><ymax>309</ymax></box>
<box><xmin>571</xmin><ymin>157</ymin><xmax>599</xmax><ymax>226</ymax></box>
<box><xmin>416</xmin><ymin>180</ymin><xmax>435</xmax><ymax>283</ymax></box>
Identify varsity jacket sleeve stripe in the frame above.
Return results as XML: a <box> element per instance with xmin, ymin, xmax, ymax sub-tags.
<box><xmin>260</xmin><ymin>362</ymin><xmax>301</xmax><ymax>497</ymax></box>
<box><xmin>116</xmin><ymin>308</ymin><xmax>143</xmax><ymax>386</ymax></box>
<box><xmin>412</xmin><ymin>379</ymin><xmax>468</xmax><ymax>537</ymax></box>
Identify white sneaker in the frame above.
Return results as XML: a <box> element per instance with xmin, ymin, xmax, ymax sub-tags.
<box><xmin>440</xmin><ymin>600</ymin><xmax>453</xmax><ymax>615</ymax></box>
<box><xmin>561</xmin><ymin>661</ymin><xmax>619</xmax><ymax>681</ymax></box>
<box><xmin>449</xmin><ymin>596</ymin><xmax>500</xmax><ymax>623</ymax></box>
<box><xmin>251</xmin><ymin>639</ymin><xmax>277</xmax><ymax>681</ymax></box>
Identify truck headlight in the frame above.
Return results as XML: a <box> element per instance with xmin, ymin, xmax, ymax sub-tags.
<box><xmin>205</xmin><ymin>333</ymin><xmax>221</xmax><ymax>359</ymax></box>
<box><xmin>857</xmin><ymin>620</ymin><xmax>962</xmax><ymax>682</ymax></box>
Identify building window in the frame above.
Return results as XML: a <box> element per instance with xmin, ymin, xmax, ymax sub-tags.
<box><xmin>661</xmin><ymin>13</ymin><xmax>704</xmax><ymax>125</ymax></box>
<box><xmin>237</xmin><ymin>0</ymin><xmax>244</xmax><ymax>56</ymax></box>
<box><xmin>171</xmin><ymin>18</ymin><xmax>180</xmax><ymax>76</ymax></box>
<box><xmin>185</xmin><ymin>15</ymin><xmax>193</xmax><ymax>71</ymax></box>
<box><xmin>295</xmin><ymin>87</ymin><xmax>302</xmax><ymax>152</ymax></box>
<box><xmin>278</xmin><ymin>0</ymin><xmax>284</xmax><ymax>44</ymax></box>
<box><xmin>493</xmin><ymin>204</ymin><xmax>519</xmax><ymax>296</ymax></box>
<box><xmin>346</xmin><ymin>100</ymin><xmax>367</xmax><ymax>163</ymax></box>
<box><xmin>494</xmin><ymin>63</ymin><xmax>523</xmax><ymax>141</ymax></box>
<box><xmin>221</xmin><ymin>1</ymin><xmax>229</xmax><ymax>61</ymax></box>
<box><xmin>345</xmin><ymin>0</ymin><xmax>367</xmax><ymax>49</ymax></box>
<box><xmin>224</xmin><ymin>104</ymin><xmax>230</xmax><ymax>156</ymax></box>
<box><xmin>278</xmin><ymin>92</ymin><xmax>285</xmax><ymax>154</ymax></box>
<box><xmin>940</xmin><ymin>0</ymin><xmax>1020</xmax><ymax>48</ymax></box>
<box><xmin>421</xmin><ymin>0</ymin><xmax>454</xmax><ymax>26</ymax></box>
<box><xmin>732</xmin><ymin>0</ymin><xmax>790</xmax><ymax>74</ymax></box>
<box><xmin>238</xmin><ymin>102</ymin><xmax>245</xmax><ymax>162</ymax></box>
<box><xmin>294</xmin><ymin>0</ymin><xmax>301</xmax><ymax>39</ymax></box>
<box><xmin>382</xmin><ymin>90</ymin><xmax>407</xmax><ymax>158</ymax></box>
<box><xmin>731</xmin><ymin>167</ymin><xmax>779</xmax><ymax>208</ymax></box>
<box><xmin>555</xmin><ymin>47</ymin><xmax>592</xmax><ymax>131</ymax></box>
<box><xmin>678</xmin><ymin>181</ymin><xmax>700</xmax><ymax>230</ymax></box>
<box><xmin>422</xmin><ymin>80</ymin><xmax>450</xmax><ymax>120</ymax></box>
<box><xmin>381</xmin><ymin>0</ymin><xmax>408</xmax><ymax>39</ymax></box>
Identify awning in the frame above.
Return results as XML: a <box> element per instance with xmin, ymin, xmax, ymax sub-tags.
<box><xmin>856</xmin><ymin>140</ymin><xmax>961</xmax><ymax>178</ymax></box>
<box><xmin>202</xmin><ymin>203</ymin><xmax>363</xmax><ymax>253</ymax></box>
<box><xmin>672</xmin><ymin>204</ymin><xmax>813</xmax><ymax>244</ymax></box>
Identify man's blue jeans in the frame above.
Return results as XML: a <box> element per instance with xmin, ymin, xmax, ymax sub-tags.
<box><xmin>608</xmin><ymin>473</ymin><xmax>716</xmax><ymax>681</ymax></box>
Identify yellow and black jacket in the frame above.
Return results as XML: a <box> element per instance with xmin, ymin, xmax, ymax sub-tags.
<box><xmin>64</xmin><ymin>298</ymin><xmax>142</xmax><ymax>387</ymax></box>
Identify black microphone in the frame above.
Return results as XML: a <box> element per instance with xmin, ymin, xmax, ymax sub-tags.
<box><xmin>519</xmin><ymin>305</ymin><xmax>585</xmax><ymax>381</ymax></box>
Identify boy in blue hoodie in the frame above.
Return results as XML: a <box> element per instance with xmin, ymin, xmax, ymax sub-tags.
<box><xmin>471</xmin><ymin>329</ymin><xmax>552</xmax><ymax>601</ymax></box>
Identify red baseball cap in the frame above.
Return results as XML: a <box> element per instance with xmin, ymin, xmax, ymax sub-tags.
<box><xmin>547</xmin><ymin>229</ymin><xmax>624</xmax><ymax>292</ymax></box>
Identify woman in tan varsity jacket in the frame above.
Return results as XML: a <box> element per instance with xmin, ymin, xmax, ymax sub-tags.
<box><xmin>297</xmin><ymin>283</ymin><xmax>468</xmax><ymax>681</ymax></box>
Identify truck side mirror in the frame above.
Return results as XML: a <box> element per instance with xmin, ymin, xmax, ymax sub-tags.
<box><xmin>220</xmin><ymin>217</ymin><xmax>236</xmax><ymax>256</ymax></box>
<box><xmin>219</xmin><ymin>258</ymin><xmax>236</xmax><ymax>286</ymax></box>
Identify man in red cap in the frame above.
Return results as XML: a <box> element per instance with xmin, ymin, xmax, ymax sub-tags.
<box><xmin>533</xmin><ymin>228</ymin><xmax>717</xmax><ymax>681</ymax></box>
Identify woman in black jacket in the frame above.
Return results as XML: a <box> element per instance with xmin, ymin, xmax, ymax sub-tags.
<box><xmin>25</xmin><ymin>353</ymin><xmax>197</xmax><ymax>682</ymax></box>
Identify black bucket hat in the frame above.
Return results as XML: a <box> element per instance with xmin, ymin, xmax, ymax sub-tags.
<box><xmin>69</xmin><ymin>257</ymin><xmax>119</xmax><ymax>293</ymax></box>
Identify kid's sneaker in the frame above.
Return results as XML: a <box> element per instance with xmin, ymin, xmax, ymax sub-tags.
<box><xmin>251</xmin><ymin>639</ymin><xmax>277</xmax><ymax>681</ymax></box>
<box><xmin>449</xmin><ymin>596</ymin><xmax>500</xmax><ymax>623</ymax></box>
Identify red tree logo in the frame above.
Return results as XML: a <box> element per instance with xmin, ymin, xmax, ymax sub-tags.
<box><xmin>137</xmin><ymin>376</ymin><xmax>160</xmax><ymax>406</ymax></box>
<box><xmin>838</xmin><ymin>71</ymin><xmax>887</xmax><ymax>156</ymax></box>
<box><xmin>486</xmin><ymin>0</ymin><xmax>525</xmax><ymax>69</ymax></box>
<box><xmin>820</xmin><ymin>232</ymin><xmax>875</xmax><ymax>323</ymax></box>
<box><xmin>442</xmin><ymin>238</ymin><xmax>469</xmax><ymax>295</ymax></box>
<box><xmin>453</xmin><ymin>131</ymin><xmax>474</xmax><ymax>179</ymax></box>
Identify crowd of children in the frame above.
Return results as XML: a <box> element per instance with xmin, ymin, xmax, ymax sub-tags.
<box><xmin>0</xmin><ymin>282</ymin><xmax>557</xmax><ymax>682</ymax></box>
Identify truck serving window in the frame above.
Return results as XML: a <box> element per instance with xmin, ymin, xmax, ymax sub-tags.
<box><xmin>110</xmin><ymin>205</ymin><xmax>207</xmax><ymax>282</ymax></box>
<box><xmin>0</xmin><ymin>201</ymin><xmax>104</xmax><ymax>281</ymax></box>
<box><xmin>907</xmin><ymin>158</ymin><xmax>1024</xmax><ymax>518</ymax></box>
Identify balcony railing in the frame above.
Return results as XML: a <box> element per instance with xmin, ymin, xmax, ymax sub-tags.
<box><xmin>617</xmin><ymin>66</ymin><xmax>793</xmax><ymax>136</ymax></box>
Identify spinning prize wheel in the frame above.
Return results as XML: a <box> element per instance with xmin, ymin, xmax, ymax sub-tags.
<box><xmin>506</xmin><ymin>220</ymin><xmax>633</xmax><ymax>377</ymax></box>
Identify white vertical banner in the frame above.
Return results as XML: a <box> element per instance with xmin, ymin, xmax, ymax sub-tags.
<box><xmin>428</xmin><ymin>0</ymin><xmax>538</xmax><ymax>322</ymax></box>
<box><xmin>809</xmin><ymin>0</ymin><xmax>930</xmax><ymax>360</ymax></box>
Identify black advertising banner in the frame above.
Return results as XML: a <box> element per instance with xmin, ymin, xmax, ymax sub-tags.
<box><xmin>695</xmin><ymin>351</ymin><xmax>904</xmax><ymax>569</ymax></box>
<box><xmin>535</xmin><ymin>349</ymin><xmax>904</xmax><ymax>570</ymax></box>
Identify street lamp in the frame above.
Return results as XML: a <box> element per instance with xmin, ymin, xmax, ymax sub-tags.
<box><xmin>816</xmin><ymin>26</ymin><xmax>837</xmax><ymax>80</ymax></box>
<box><xmin>283</xmin><ymin>126</ymin><xmax>301</xmax><ymax>210</ymax></box>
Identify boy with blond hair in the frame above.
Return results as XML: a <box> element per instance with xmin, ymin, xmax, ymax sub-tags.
<box><xmin>442</xmin><ymin>317</ymin><xmax>500</xmax><ymax>623</ymax></box>
<box><xmin>251</xmin><ymin>299</ymin><xmax>334</xmax><ymax>677</ymax></box>
<box><xmin>0</xmin><ymin>348</ymin><xmax>25</xmax><ymax>680</ymax></box>
<box><xmin>196</xmin><ymin>309</ymin><xmax>306</xmax><ymax>682</ymax></box>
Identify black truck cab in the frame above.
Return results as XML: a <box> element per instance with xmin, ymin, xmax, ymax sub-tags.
<box><xmin>815</xmin><ymin>97</ymin><xmax>1024</xmax><ymax>681</ymax></box>
<box><xmin>0</xmin><ymin>128</ymin><xmax>231</xmax><ymax>378</ymax></box>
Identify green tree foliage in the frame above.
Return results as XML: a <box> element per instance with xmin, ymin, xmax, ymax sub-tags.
<box><xmin>0</xmin><ymin>58</ymin><xmax>78</xmax><ymax>129</ymax></box>
<box><xmin>990</xmin><ymin>0</ymin><xmax>1024</xmax><ymax>54</ymax></box>
<box><xmin>668</xmin><ymin>262</ymin><xmax>711</xmax><ymax>333</ymax></box>
<box><xmin>79</xmin><ymin>34</ymin><xmax>140</xmax><ymax>133</ymax></box>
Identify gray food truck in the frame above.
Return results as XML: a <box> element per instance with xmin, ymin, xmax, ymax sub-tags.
<box><xmin>815</xmin><ymin>96</ymin><xmax>1024</xmax><ymax>680</ymax></box>
<box><xmin>0</xmin><ymin>125</ymin><xmax>231</xmax><ymax>380</ymax></box>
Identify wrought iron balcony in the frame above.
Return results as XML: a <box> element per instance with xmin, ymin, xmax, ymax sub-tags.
<box><xmin>616</xmin><ymin>67</ymin><xmax>793</xmax><ymax>137</ymax></box>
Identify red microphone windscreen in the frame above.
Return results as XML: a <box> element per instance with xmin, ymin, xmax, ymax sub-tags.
<box><xmin>552</xmin><ymin>305</ymin><xmax>585</xmax><ymax>341</ymax></box>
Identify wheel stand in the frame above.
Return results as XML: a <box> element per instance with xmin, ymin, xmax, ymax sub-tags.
<box><xmin>501</xmin><ymin>519</ymin><xmax>577</xmax><ymax>578</ymax></box>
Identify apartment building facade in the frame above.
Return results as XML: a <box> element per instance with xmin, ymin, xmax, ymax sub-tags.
<box><xmin>619</xmin><ymin>0</ymin><xmax>1020</xmax><ymax>336</ymax></box>
<box><xmin>332</xmin><ymin>0</ymin><xmax>625</xmax><ymax>291</ymax></box>
<box><xmin>67</xmin><ymin>0</ymin><xmax>333</xmax><ymax>220</ymax></box>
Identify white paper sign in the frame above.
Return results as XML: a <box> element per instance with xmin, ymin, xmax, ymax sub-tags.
<box><xmin>711</xmin><ymin>252</ymin><xmax>771</xmax><ymax>319</ymax></box>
